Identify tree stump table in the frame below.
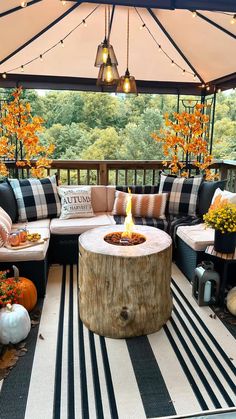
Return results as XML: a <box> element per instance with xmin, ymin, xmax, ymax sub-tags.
<box><xmin>79</xmin><ymin>225</ymin><xmax>172</xmax><ymax>338</ymax></box>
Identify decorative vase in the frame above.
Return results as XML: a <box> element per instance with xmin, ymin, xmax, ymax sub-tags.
<box><xmin>214</xmin><ymin>230</ymin><xmax>236</xmax><ymax>254</ymax></box>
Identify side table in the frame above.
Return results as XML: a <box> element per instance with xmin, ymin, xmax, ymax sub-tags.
<box><xmin>205</xmin><ymin>245</ymin><xmax>236</xmax><ymax>305</ymax></box>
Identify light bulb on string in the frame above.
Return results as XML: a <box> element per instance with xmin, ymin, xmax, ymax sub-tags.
<box><xmin>158</xmin><ymin>45</ymin><xmax>162</xmax><ymax>52</ymax></box>
<box><xmin>40</xmin><ymin>54</ymin><xmax>43</xmax><ymax>62</ymax></box>
<box><xmin>201</xmin><ymin>83</ymin><xmax>205</xmax><ymax>88</ymax></box>
<box><xmin>60</xmin><ymin>0</ymin><xmax>66</xmax><ymax>5</ymax></box>
<box><xmin>230</xmin><ymin>14</ymin><xmax>236</xmax><ymax>24</ymax></box>
<box><xmin>192</xmin><ymin>11</ymin><xmax>197</xmax><ymax>17</ymax></box>
<box><xmin>218</xmin><ymin>88</ymin><xmax>221</xmax><ymax>93</ymax></box>
<box><xmin>139</xmin><ymin>23</ymin><xmax>145</xmax><ymax>30</ymax></box>
<box><xmin>171</xmin><ymin>60</ymin><xmax>175</xmax><ymax>66</ymax></box>
<box><xmin>182</xmin><ymin>69</ymin><xmax>186</xmax><ymax>75</ymax></box>
<box><xmin>21</xmin><ymin>65</ymin><xmax>24</xmax><ymax>72</ymax></box>
<box><xmin>60</xmin><ymin>40</ymin><xmax>64</xmax><ymax>48</ymax></box>
<box><xmin>21</xmin><ymin>1</ymin><xmax>27</xmax><ymax>7</ymax></box>
<box><xmin>193</xmin><ymin>74</ymin><xmax>196</xmax><ymax>79</ymax></box>
<box><xmin>82</xmin><ymin>19</ymin><xmax>87</xmax><ymax>27</ymax></box>
<box><xmin>2</xmin><ymin>73</ymin><xmax>7</xmax><ymax>79</ymax></box>
<box><xmin>206</xmin><ymin>85</ymin><xmax>210</xmax><ymax>91</ymax></box>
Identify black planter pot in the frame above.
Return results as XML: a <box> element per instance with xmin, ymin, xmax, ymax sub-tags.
<box><xmin>214</xmin><ymin>230</ymin><xmax>236</xmax><ymax>253</ymax></box>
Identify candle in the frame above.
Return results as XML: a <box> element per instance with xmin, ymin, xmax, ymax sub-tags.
<box><xmin>9</xmin><ymin>232</ymin><xmax>20</xmax><ymax>247</ymax></box>
<box><xmin>203</xmin><ymin>280</ymin><xmax>212</xmax><ymax>303</ymax></box>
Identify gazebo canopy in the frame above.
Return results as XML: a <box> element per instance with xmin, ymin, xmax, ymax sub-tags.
<box><xmin>0</xmin><ymin>0</ymin><xmax>235</xmax><ymax>94</ymax></box>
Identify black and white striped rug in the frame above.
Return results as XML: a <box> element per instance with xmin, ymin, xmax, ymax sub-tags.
<box><xmin>0</xmin><ymin>264</ymin><xmax>235</xmax><ymax>419</ymax></box>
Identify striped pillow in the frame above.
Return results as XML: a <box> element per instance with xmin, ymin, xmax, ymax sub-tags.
<box><xmin>9</xmin><ymin>175</ymin><xmax>61</xmax><ymax>222</ymax></box>
<box><xmin>112</xmin><ymin>191</ymin><xmax>168</xmax><ymax>219</ymax></box>
<box><xmin>0</xmin><ymin>207</ymin><xmax>12</xmax><ymax>247</ymax></box>
<box><xmin>159</xmin><ymin>172</ymin><xmax>203</xmax><ymax>216</ymax></box>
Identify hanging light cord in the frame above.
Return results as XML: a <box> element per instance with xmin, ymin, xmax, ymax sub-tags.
<box><xmin>105</xmin><ymin>5</ymin><xmax>107</xmax><ymax>39</ymax></box>
<box><xmin>126</xmin><ymin>8</ymin><xmax>130</xmax><ymax>69</ymax></box>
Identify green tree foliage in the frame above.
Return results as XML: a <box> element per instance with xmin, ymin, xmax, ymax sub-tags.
<box><xmin>1</xmin><ymin>88</ymin><xmax>235</xmax><ymax>161</ymax></box>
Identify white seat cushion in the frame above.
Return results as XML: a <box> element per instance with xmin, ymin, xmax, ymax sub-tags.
<box><xmin>12</xmin><ymin>219</ymin><xmax>51</xmax><ymax>230</ymax></box>
<box><xmin>50</xmin><ymin>213</ymin><xmax>116</xmax><ymax>235</ymax></box>
<box><xmin>0</xmin><ymin>227</ymin><xmax>50</xmax><ymax>262</ymax></box>
<box><xmin>177</xmin><ymin>223</ymin><xmax>214</xmax><ymax>251</ymax></box>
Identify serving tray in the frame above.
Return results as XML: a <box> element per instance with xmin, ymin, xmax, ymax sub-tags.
<box><xmin>5</xmin><ymin>238</ymin><xmax>46</xmax><ymax>250</ymax></box>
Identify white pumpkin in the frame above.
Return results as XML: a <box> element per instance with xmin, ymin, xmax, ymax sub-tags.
<box><xmin>226</xmin><ymin>287</ymin><xmax>236</xmax><ymax>316</ymax></box>
<box><xmin>0</xmin><ymin>303</ymin><xmax>31</xmax><ymax>345</ymax></box>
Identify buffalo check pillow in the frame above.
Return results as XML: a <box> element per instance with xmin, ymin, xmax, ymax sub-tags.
<box><xmin>8</xmin><ymin>175</ymin><xmax>61</xmax><ymax>222</ymax></box>
<box><xmin>158</xmin><ymin>172</ymin><xmax>203</xmax><ymax>216</ymax></box>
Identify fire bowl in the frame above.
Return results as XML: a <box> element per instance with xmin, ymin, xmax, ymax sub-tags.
<box><xmin>104</xmin><ymin>231</ymin><xmax>146</xmax><ymax>246</ymax></box>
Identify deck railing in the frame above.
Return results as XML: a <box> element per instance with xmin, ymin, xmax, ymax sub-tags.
<box><xmin>5</xmin><ymin>159</ymin><xmax>236</xmax><ymax>191</ymax></box>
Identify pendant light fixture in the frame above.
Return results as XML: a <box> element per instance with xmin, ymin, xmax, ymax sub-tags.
<box><xmin>117</xmin><ymin>8</ymin><xmax>137</xmax><ymax>94</ymax></box>
<box><xmin>95</xmin><ymin>6</ymin><xmax>118</xmax><ymax>67</ymax></box>
<box><xmin>96</xmin><ymin>6</ymin><xmax>119</xmax><ymax>87</ymax></box>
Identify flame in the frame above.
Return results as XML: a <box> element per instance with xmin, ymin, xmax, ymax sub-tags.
<box><xmin>121</xmin><ymin>188</ymin><xmax>134</xmax><ymax>239</ymax></box>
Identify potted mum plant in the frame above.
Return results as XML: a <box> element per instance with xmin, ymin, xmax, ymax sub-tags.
<box><xmin>0</xmin><ymin>270</ymin><xmax>22</xmax><ymax>308</ymax></box>
<box><xmin>203</xmin><ymin>201</ymin><xmax>236</xmax><ymax>253</ymax></box>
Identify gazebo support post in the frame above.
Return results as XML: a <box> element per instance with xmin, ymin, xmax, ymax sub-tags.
<box><xmin>209</xmin><ymin>91</ymin><xmax>216</xmax><ymax>155</ymax></box>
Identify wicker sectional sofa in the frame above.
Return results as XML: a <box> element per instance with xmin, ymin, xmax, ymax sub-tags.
<box><xmin>0</xmin><ymin>180</ymin><xmax>227</xmax><ymax>298</ymax></box>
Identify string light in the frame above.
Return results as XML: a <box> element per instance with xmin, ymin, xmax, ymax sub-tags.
<box><xmin>21</xmin><ymin>1</ymin><xmax>27</xmax><ymax>7</ymax></box>
<box><xmin>134</xmin><ymin>7</ymin><xmax>197</xmax><ymax>79</ymax></box>
<box><xmin>60</xmin><ymin>0</ymin><xmax>67</xmax><ymax>5</ymax></box>
<box><xmin>206</xmin><ymin>85</ymin><xmax>210</xmax><ymax>91</ymax></box>
<box><xmin>230</xmin><ymin>14</ymin><xmax>236</xmax><ymax>24</ymax></box>
<box><xmin>139</xmin><ymin>23</ymin><xmax>146</xmax><ymax>30</ymax></box>
<box><xmin>82</xmin><ymin>19</ymin><xmax>87</xmax><ymax>27</ymax></box>
<box><xmin>201</xmin><ymin>83</ymin><xmax>206</xmax><ymax>88</ymax></box>
<box><xmin>217</xmin><ymin>88</ymin><xmax>221</xmax><ymax>93</ymax></box>
<box><xmin>192</xmin><ymin>11</ymin><xmax>197</xmax><ymax>18</ymax></box>
<box><xmin>1</xmin><ymin>4</ymin><xmax>100</xmax><ymax>79</ymax></box>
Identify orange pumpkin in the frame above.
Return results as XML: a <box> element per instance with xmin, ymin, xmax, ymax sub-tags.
<box><xmin>9</xmin><ymin>266</ymin><xmax>37</xmax><ymax>312</ymax></box>
<box><xmin>16</xmin><ymin>277</ymin><xmax>37</xmax><ymax>312</ymax></box>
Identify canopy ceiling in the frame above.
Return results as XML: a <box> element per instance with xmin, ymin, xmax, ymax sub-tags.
<box><xmin>0</xmin><ymin>0</ymin><xmax>235</xmax><ymax>94</ymax></box>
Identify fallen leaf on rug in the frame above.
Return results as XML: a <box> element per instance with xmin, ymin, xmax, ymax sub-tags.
<box><xmin>0</xmin><ymin>342</ymin><xmax>27</xmax><ymax>380</ymax></box>
<box><xmin>31</xmin><ymin>319</ymin><xmax>40</xmax><ymax>327</ymax></box>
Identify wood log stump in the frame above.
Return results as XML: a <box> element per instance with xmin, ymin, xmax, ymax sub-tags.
<box><xmin>79</xmin><ymin>225</ymin><xmax>172</xmax><ymax>338</ymax></box>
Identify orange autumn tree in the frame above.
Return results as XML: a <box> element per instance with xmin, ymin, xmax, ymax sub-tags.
<box><xmin>151</xmin><ymin>104</ymin><xmax>216</xmax><ymax>180</ymax></box>
<box><xmin>0</xmin><ymin>87</ymin><xmax>55</xmax><ymax>178</ymax></box>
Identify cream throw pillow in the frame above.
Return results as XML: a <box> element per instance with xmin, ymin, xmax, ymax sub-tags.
<box><xmin>211</xmin><ymin>188</ymin><xmax>236</xmax><ymax>206</ymax></box>
<box><xmin>58</xmin><ymin>187</ymin><xmax>94</xmax><ymax>219</ymax></box>
<box><xmin>0</xmin><ymin>207</ymin><xmax>12</xmax><ymax>247</ymax></box>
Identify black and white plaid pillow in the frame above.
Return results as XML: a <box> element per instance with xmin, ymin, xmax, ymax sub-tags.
<box><xmin>158</xmin><ymin>172</ymin><xmax>203</xmax><ymax>216</ymax></box>
<box><xmin>9</xmin><ymin>175</ymin><xmax>61</xmax><ymax>222</ymax></box>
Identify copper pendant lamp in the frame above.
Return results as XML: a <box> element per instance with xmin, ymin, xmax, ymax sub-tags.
<box><xmin>94</xmin><ymin>6</ymin><xmax>118</xmax><ymax>67</ymax></box>
<box><xmin>116</xmin><ymin>8</ymin><xmax>137</xmax><ymax>94</ymax></box>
